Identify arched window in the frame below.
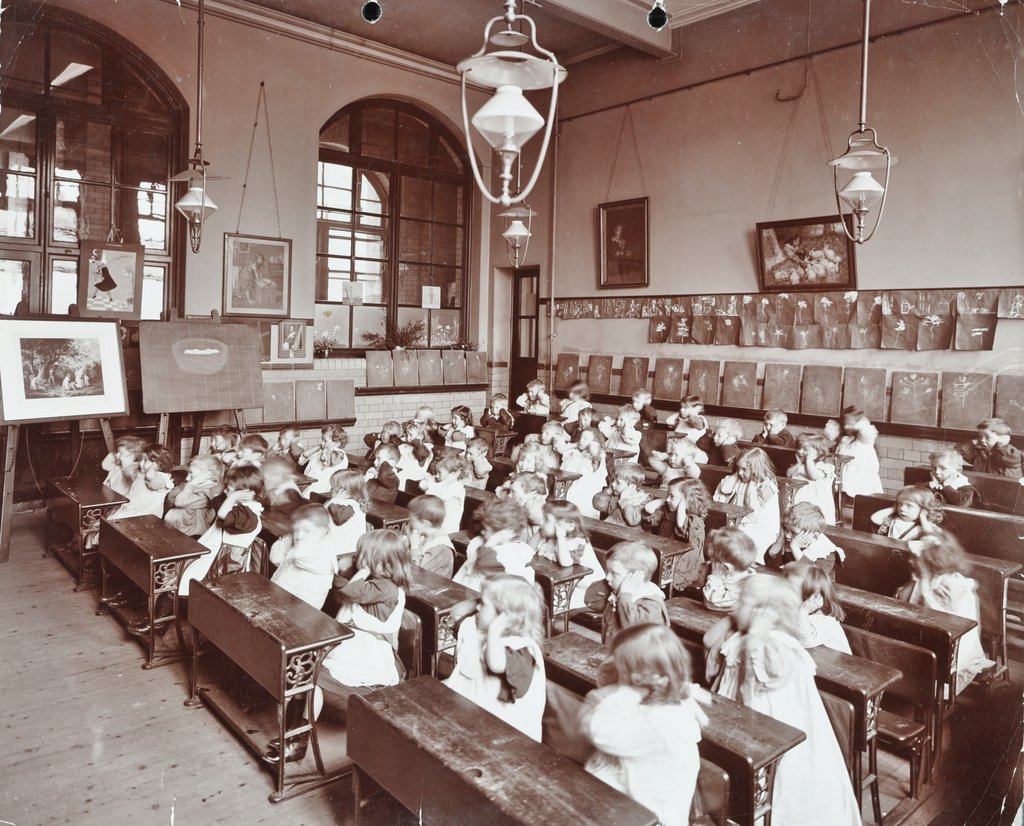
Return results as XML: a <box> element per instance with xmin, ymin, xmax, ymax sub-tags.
<box><xmin>316</xmin><ymin>100</ymin><xmax>471</xmax><ymax>350</ymax></box>
<box><xmin>0</xmin><ymin>5</ymin><xmax>186</xmax><ymax>318</ymax></box>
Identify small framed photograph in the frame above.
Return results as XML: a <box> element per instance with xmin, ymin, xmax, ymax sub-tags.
<box><xmin>222</xmin><ymin>233</ymin><xmax>292</xmax><ymax>317</ymax></box>
<box><xmin>599</xmin><ymin>197</ymin><xmax>649</xmax><ymax>289</ymax></box>
<box><xmin>755</xmin><ymin>215</ymin><xmax>856</xmax><ymax>293</ymax></box>
<box><xmin>0</xmin><ymin>318</ymin><xmax>128</xmax><ymax>424</ymax></box>
<box><xmin>277</xmin><ymin>319</ymin><xmax>308</xmax><ymax>359</ymax></box>
<box><xmin>78</xmin><ymin>241</ymin><xmax>145</xmax><ymax>319</ymax></box>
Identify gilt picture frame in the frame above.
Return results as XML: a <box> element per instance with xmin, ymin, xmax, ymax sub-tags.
<box><xmin>599</xmin><ymin>197</ymin><xmax>649</xmax><ymax>289</ymax></box>
<box><xmin>755</xmin><ymin>215</ymin><xmax>856</xmax><ymax>293</ymax></box>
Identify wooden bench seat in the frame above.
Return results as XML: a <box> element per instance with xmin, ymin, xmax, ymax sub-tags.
<box><xmin>696</xmin><ymin>463</ymin><xmax>807</xmax><ymax>512</ymax></box>
<box><xmin>903</xmin><ymin>466</ymin><xmax>1023</xmax><ymax>516</ymax></box>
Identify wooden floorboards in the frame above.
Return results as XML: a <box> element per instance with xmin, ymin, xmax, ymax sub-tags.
<box><xmin>1</xmin><ymin>509</ymin><xmax>1021</xmax><ymax>825</ymax></box>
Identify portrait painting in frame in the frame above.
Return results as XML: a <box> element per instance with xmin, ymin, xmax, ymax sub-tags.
<box><xmin>599</xmin><ymin>197</ymin><xmax>649</xmax><ymax>289</ymax></box>
<box><xmin>223</xmin><ymin>233</ymin><xmax>292</xmax><ymax>318</ymax></box>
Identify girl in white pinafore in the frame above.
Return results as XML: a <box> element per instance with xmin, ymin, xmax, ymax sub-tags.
<box><xmin>834</xmin><ymin>407</ymin><xmax>883</xmax><ymax>497</ymax></box>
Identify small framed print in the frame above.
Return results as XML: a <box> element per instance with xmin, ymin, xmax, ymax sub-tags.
<box><xmin>421</xmin><ymin>285</ymin><xmax>441</xmax><ymax>309</ymax></box>
<box><xmin>78</xmin><ymin>241</ymin><xmax>145</xmax><ymax>319</ymax></box>
<box><xmin>223</xmin><ymin>233</ymin><xmax>291</xmax><ymax>317</ymax></box>
<box><xmin>277</xmin><ymin>319</ymin><xmax>307</xmax><ymax>359</ymax></box>
<box><xmin>599</xmin><ymin>197</ymin><xmax>649</xmax><ymax>289</ymax></box>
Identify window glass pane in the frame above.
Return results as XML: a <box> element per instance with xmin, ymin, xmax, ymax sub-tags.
<box><xmin>355</xmin><ymin>259</ymin><xmax>385</xmax><ymax>304</ymax></box>
<box><xmin>49</xmin><ymin>259</ymin><xmax>78</xmax><ymax>314</ymax></box>
<box><xmin>108</xmin><ymin>55</ymin><xmax>169</xmax><ymax>120</ymax></box>
<box><xmin>320</xmin><ymin>115</ymin><xmax>350</xmax><ymax>153</ymax></box>
<box><xmin>360</xmin><ymin>108</ymin><xmax>395</xmax><ymax>160</ymax></box>
<box><xmin>55</xmin><ymin>118</ymin><xmax>111</xmax><ymax>182</ymax></box>
<box><xmin>359</xmin><ymin>171</ymin><xmax>388</xmax><ymax>215</ymax></box>
<box><xmin>116</xmin><ymin>130</ymin><xmax>168</xmax><ymax>188</ymax></box>
<box><xmin>1</xmin><ymin>22</ymin><xmax>46</xmax><ymax>95</ymax></box>
<box><xmin>397</xmin><ymin>113</ymin><xmax>430</xmax><ymax>167</ymax></box>
<box><xmin>52</xmin><ymin>182</ymin><xmax>110</xmax><ymax>244</ymax></box>
<box><xmin>0</xmin><ymin>259</ymin><xmax>31</xmax><ymax>314</ymax></box>
<box><xmin>396</xmin><ymin>307</ymin><xmax>429</xmax><ymax>347</ymax></box>
<box><xmin>0</xmin><ymin>109</ymin><xmax>37</xmax><ymax>173</ymax></box>
<box><xmin>352</xmin><ymin>305</ymin><xmax>386</xmax><ymax>348</ymax></box>
<box><xmin>437</xmin><ymin>135</ymin><xmax>464</xmax><ymax>173</ymax></box>
<box><xmin>116</xmin><ymin>187</ymin><xmax>167</xmax><ymax>251</ymax></box>
<box><xmin>318</xmin><ymin>162</ymin><xmax>352</xmax><ymax>211</ymax></box>
<box><xmin>399</xmin><ymin>219</ymin><xmax>430</xmax><ymax>262</ymax></box>
<box><xmin>433</xmin><ymin>182</ymin><xmax>464</xmax><ymax>224</ymax></box>
<box><xmin>315</xmin><ymin>303</ymin><xmax>351</xmax><ymax>349</ymax></box>
<box><xmin>400</xmin><ymin>176</ymin><xmax>432</xmax><ymax>220</ymax></box>
<box><xmin>48</xmin><ymin>30</ymin><xmax>104</xmax><ymax>104</ymax></box>
<box><xmin>518</xmin><ymin>318</ymin><xmax>536</xmax><ymax>358</ymax></box>
<box><xmin>431</xmin><ymin>224</ymin><xmax>459</xmax><ymax>266</ymax></box>
<box><xmin>354</xmin><ymin>228</ymin><xmax>385</xmax><ymax>260</ymax></box>
<box><xmin>433</xmin><ymin>266</ymin><xmax>462</xmax><ymax>308</ymax></box>
<box><xmin>397</xmin><ymin>263</ymin><xmax>428</xmax><ymax>306</ymax></box>
<box><xmin>0</xmin><ymin>171</ymin><xmax>37</xmax><ymax>239</ymax></box>
<box><xmin>429</xmin><ymin>309</ymin><xmax>460</xmax><ymax>348</ymax></box>
<box><xmin>140</xmin><ymin>264</ymin><xmax>165</xmax><ymax>320</ymax></box>
<box><xmin>316</xmin><ymin>256</ymin><xmax>352</xmax><ymax>303</ymax></box>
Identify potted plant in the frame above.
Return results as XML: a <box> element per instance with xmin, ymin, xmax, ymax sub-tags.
<box><xmin>361</xmin><ymin>319</ymin><xmax>427</xmax><ymax>350</ymax></box>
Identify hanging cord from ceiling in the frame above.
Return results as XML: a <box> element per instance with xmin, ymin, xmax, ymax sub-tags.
<box><xmin>776</xmin><ymin>0</ymin><xmax>815</xmax><ymax>102</ymax></box>
<box><xmin>604</xmin><ymin>104</ymin><xmax>647</xmax><ymax>201</ymax></box>
<box><xmin>235</xmin><ymin>81</ymin><xmax>283</xmax><ymax>237</ymax></box>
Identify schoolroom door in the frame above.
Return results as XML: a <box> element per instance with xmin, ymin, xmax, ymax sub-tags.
<box><xmin>509</xmin><ymin>267</ymin><xmax>540</xmax><ymax>404</ymax></box>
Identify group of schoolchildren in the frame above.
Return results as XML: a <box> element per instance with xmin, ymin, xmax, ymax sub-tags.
<box><xmin>90</xmin><ymin>377</ymin><xmax>1020</xmax><ymax>826</ymax></box>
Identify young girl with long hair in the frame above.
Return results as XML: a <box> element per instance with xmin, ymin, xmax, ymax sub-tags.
<box><xmin>530</xmin><ymin>499</ymin><xmax>605</xmax><ymax>609</ymax></box>
<box><xmin>712</xmin><ymin>447</ymin><xmax>780</xmax><ymax>564</ymax></box>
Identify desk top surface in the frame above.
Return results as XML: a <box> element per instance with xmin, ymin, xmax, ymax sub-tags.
<box><xmin>407</xmin><ymin>565</ymin><xmax>478</xmax><ymax>608</ymax></box>
<box><xmin>196</xmin><ymin>572</ymin><xmax>352</xmax><ymax>650</ymax></box>
<box><xmin>583</xmin><ymin>517</ymin><xmax>690</xmax><ymax>555</ymax></box>
<box><xmin>834</xmin><ymin>584</ymin><xmax>977</xmax><ymax>640</ymax></box>
<box><xmin>350</xmin><ymin>676</ymin><xmax>659</xmax><ymax>825</ymax></box>
<box><xmin>99</xmin><ymin>515</ymin><xmax>208</xmax><ymax>561</ymax></box>
<box><xmin>50</xmin><ymin>478</ymin><xmax>129</xmax><ymax>507</ymax></box>
<box><xmin>490</xmin><ymin>457</ymin><xmax>582</xmax><ymax>483</ymax></box>
<box><xmin>543</xmin><ymin>632</ymin><xmax>805</xmax><ymax>770</ymax></box>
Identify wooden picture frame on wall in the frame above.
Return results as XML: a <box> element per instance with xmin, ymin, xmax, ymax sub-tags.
<box><xmin>222</xmin><ymin>233</ymin><xmax>292</xmax><ymax>318</ymax></box>
<box><xmin>755</xmin><ymin>215</ymin><xmax>856</xmax><ymax>293</ymax></box>
<box><xmin>598</xmin><ymin>197</ymin><xmax>649</xmax><ymax>289</ymax></box>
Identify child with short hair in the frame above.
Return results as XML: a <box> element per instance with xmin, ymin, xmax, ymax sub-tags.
<box><xmin>712</xmin><ymin>575</ymin><xmax>862</xmax><ymax>825</ymax></box>
<box><xmin>835</xmin><ymin>406</ymin><xmax>883</xmax><ymax>497</ymax></box>
<box><xmin>234</xmin><ymin>433</ymin><xmax>269</xmax><ymax>467</ymax></box>
<box><xmin>502</xmin><ymin>471</ymin><xmax>549</xmax><ymax>539</ymax></box>
<box><xmin>598</xmin><ymin>405</ymin><xmax>642</xmax><ymax>462</ymax></box>
<box><xmin>464</xmin><ymin>437</ymin><xmax>493</xmax><ymax>490</ymax></box>
<box><xmin>712</xmin><ymin>447</ymin><xmax>780</xmax><ymax>564</ymax></box>
<box><xmin>101</xmin><ymin>435</ymin><xmax>147</xmax><ymax>496</ymax></box>
<box><xmin>441</xmin><ymin>405</ymin><xmax>476</xmax><ymax>451</ymax></box>
<box><xmin>516</xmin><ymin>378</ymin><xmax>551</xmax><ymax>415</ymax></box>
<box><xmin>406</xmin><ymin>494</ymin><xmax>455</xmax><ymax>578</ymax></box>
<box><xmin>708</xmin><ymin>418</ymin><xmax>743</xmax><ymax>468</ymax></box>
<box><xmin>267</xmin><ymin>426</ymin><xmax>304</xmax><ymax>464</ymax></box>
<box><xmin>649</xmin><ymin>438</ymin><xmax>705</xmax><ymax>487</ymax></box>
<box><xmin>582</xmin><ymin>624</ymin><xmax>704</xmax><ymax>826</ymax></box>
<box><xmin>529</xmin><ymin>499</ymin><xmax>605</xmax><ymax>609</ymax></box>
<box><xmin>788</xmin><ymin>433</ymin><xmax>837</xmax><ymax>525</ymax></box>
<box><xmin>783</xmin><ymin>562</ymin><xmax>851</xmax><ymax>654</ymax></box>
<box><xmin>511</xmin><ymin>439</ymin><xmax>555</xmax><ymax>476</ymax></box>
<box><xmin>269</xmin><ymin>504</ymin><xmax>336</xmax><ymax>611</ymax></box>
<box><xmin>362</xmin><ymin>420</ymin><xmax>403</xmax><ymax>467</ymax></box>
<box><xmin>560</xmin><ymin>428</ymin><xmax>608</xmax><ymax>518</ymax></box>
<box><xmin>419</xmin><ymin>452</ymin><xmax>468</xmax><ymax>534</ymax></box>
<box><xmin>592</xmin><ymin>462</ymin><xmax>651</xmax><ymax>527</ymax></box>
<box><xmin>928</xmin><ymin>447</ymin><xmax>980</xmax><ymax>507</ymax></box>
<box><xmin>767</xmin><ymin>502</ymin><xmax>845</xmax><ymax>577</ymax></box>
<box><xmin>454</xmin><ymin>498</ymin><xmax>535</xmax><ymax>590</ymax></box>
<box><xmin>702</xmin><ymin>526</ymin><xmax>758</xmax><ymax>612</ymax></box>
<box><xmin>164</xmin><ymin>454</ymin><xmax>224</xmax><ymax>537</ymax></box>
<box><xmin>540</xmin><ymin>420</ymin><xmax>571</xmax><ymax>465</ymax></box>
<box><xmin>644</xmin><ymin>477</ymin><xmax>709</xmax><ymax>591</ymax></box>
<box><xmin>299</xmin><ymin>424</ymin><xmax>348</xmax><ymax>496</ymax></box>
<box><xmin>414</xmin><ymin>405</ymin><xmax>442</xmax><ymax>447</ymax></box>
<box><xmin>630</xmin><ymin>389</ymin><xmax>658</xmax><ymax>431</ymax></box>
<box><xmin>481</xmin><ymin>393</ymin><xmax>515</xmax><ymax>431</ymax></box>
<box><xmin>261</xmin><ymin>456</ymin><xmax>306</xmax><ymax>513</ymax></box>
<box><xmin>565</xmin><ymin>407</ymin><xmax>599</xmax><ymax>443</ymax></box>
<box><xmin>956</xmin><ymin>418</ymin><xmax>1023</xmax><ymax>478</ymax></box>
<box><xmin>106</xmin><ymin>443</ymin><xmax>175</xmax><ymax>522</ymax></box>
<box><xmin>752</xmin><ymin>408</ymin><xmax>795</xmax><ymax>448</ymax></box>
<box><xmin>901</xmin><ymin>531</ymin><xmax>995</xmax><ymax>695</ymax></box>
<box><xmin>559</xmin><ymin>381</ymin><xmax>593</xmax><ymax>423</ymax></box>
<box><xmin>208</xmin><ymin>425</ymin><xmax>239</xmax><ymax>466</ymax></box>
<box><xmin>870</xmin><ymin>485</ymin><xmax>943</xmax><ymax>541</ymax></box>
<box><xmin>584</xmin><ymin>541</ymin><xmax>668</xmax><ymax>644</ymax></box>
<box><xmin>665</xmin><ymin>395</ymin><xmax>712</xmax><ymax>455</ymax></box>
<box><xmin>445</xmin><ymin>574</ymin><xmax>547</xmax><ymax>740</ymax></box>
<box><xmin>325</xmin><ymin>469</ymin><xmax>369</xmax><ymax>573</ymax></box>
<box><xmin>364</xmin><ymin>443</ymin><xmax>401</xmax><ymax>505</ymax></box>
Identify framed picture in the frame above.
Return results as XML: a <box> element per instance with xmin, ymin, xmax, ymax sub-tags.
<box><xmin>0</xmin><ymin>318</ymin><xmax>128</xmax><ymax>424</ymax></box>
<box><xmin>755</xmin><ymin>215</ymin><xmax>856</xmax><ymax>293</ymax></box>
<box><xmin>222</xmin><ymin>233</ymin><xmax>292</xmax><ymax>318</ymax></box>
<box><xmin>599</xmin><ymin>197</ymin><xmax>649</xmax><ymax>289</ymax></box>
<box><xmin>276</xmin><ymin>319</ymin><xmax>308</xmax><ymax>359</ymax></box>
<box><xmin>77</xmin><ymin>241</ymin><xmax>145</xmax><ymax>319</ymax></box>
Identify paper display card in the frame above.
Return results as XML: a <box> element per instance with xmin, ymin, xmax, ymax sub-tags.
<box><xmin>421</xmin><ymin>285</ymin><xmax>441</xmax><ymax>309</ymax></box>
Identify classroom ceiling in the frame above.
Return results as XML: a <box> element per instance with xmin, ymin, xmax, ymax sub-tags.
<box><xmin>233</xmin><ymin>0</ymin><xmax>765</xmax><ymax>65</ymax></box>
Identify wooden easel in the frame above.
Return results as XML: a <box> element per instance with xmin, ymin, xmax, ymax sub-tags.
<box><xmin>173</xmin><ymin>408</ymin><xmax>248</xmax><ymax>460</ymax></box>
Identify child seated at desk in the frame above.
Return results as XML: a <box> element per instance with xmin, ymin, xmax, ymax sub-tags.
<box><xmin>707</xmin><ymin>418</ymin><xmax>743</xmax><ymax>468</ymax></box>
<box><xmin>598</xmin><ymin>405</ymin><xmax>642</xmax><ymax>462</ymax></box>
<box><xmin>665</xmin><ymin>395</ymin><xmax>712</xmax><ymax>455</ymax></box>
<box><xmin>710</xmin><ymin>575</ymin><xmax>862</xmax><ymax>826</ymax></box>
<box><xmin>530</xmin><ymin>499</ymin><xmax>605</xmax><ymax>609</ymax></box>
<box><xmin>644</xmin><ymin>477</ymin><xmax>708</xmax><ymax>591</ymax></box>
<box><xmin>207</xmin><ymin>425</ymin><xmax>239</xmax><ymax>467</ymax></box>
<box><xmin>363</xmin><ymin>420</ymin><xmax>403</xmax><ymax>466</ymax></box>
<box><xmin>365</xmin><ymin>443</ymin><xmax>400</xmax><ymax>505</ymax></box>
<box><xmin>512</xmin><ymin>437</ymin><xmax>559</xmax><ymax>475</ymax></box>
<box><xmin>414</xmin><ymin>405</ymin><xmax>442</xmax><ymax>447</ymax></box>
<box><xmin>233</xmin><ymin>433</ymin><xmax>268</xmax><ymax>467</ymax></box>
<box><xmin>788</xmin><ymin>433</ymin><xmax>837</xmax><ymax>525</ymax></box>
<box><xmin>766</xmin><ymin>502</ymin><xmax>845</xmax><ymax>577</ymax></box>
<box><xmin>266</xmin><ymin>426</ymin><xmax>303</xmax><ymax>465</ymax></box>
<box><xmin>396</xmin><ymin>420</ymin><xmax>432</xmax><ymax>486</ymax></box>
<box><xmin>631</xmin><ymin>389</ymin><xmax>658</xmax><ymax>432</ymax></box>
<box><xmin>560</xmin><ymin>428</ymin><xmax>608</xmax><ymax>519</ymax></box>
<box><xmin>464</xmin><ymin>438</ymin><xmax>493</xmax><ymax>490</ymax></box>
<box><xmin>498</xmin><ymin>471</ymin><xmax>548</xmax><ymax>540</ymax></box>
<box><xmin>269</xmin><ymin>504</ymin><xmax>336</xmax><ymax>611</ymax></box>
<box><xmin>559</xmin><ymin>381</ymin><xmax>593</xmax><ymax>423</ymax></box>
<box><xmin>101</xmin><ymin>435</ymin><xmax>146</xmax><ymax>496</ymax></box>
<box><xmin>702</xmin><ymin>526</ymin><xmax>757</xmax><ymax>613</ymax></box>
<box><xmin>783</xmin><ymin>562</ymin><xmax>851</xmax><ymax>654</ymax></box>
<box><xmin>299</xmin><ymin>424</ymin><xmax>348</xmax><ymax>496</ymax></box>
<box><xmin>406</xmin><ymin>494</ymin><xmax>455</xmax><ymax>578</ymax></box>
<box><xmin>441</xmin><ymin>405</ymin><xmax>475</xmax><ymax>452</ymax></box>
<box><xmin>751</xmin><ymin>408</ymin><xmax>795</xmax><ymax>448</ymax></box>
<box><xmin>870</xmin><ymin>484</ymin><xmax>943</xmax><ymax>541</ymax></box>
<box><xmin>834</xmin><ymin>406</ymin><xmax>883</xmax><ymax>497</ymax></box>
<box><xmin>419</xmin><ymin>452</ymin><xmax>468</xmax><ymax>535</ymax></box>
<box><xmin>480</xmin><ymin>393</ymin><xmax>515</xmax><ymax>432</ymax></box>
<box><xmin>955</xmin><ymin>417</ymin><xmax>1023</xmax><ymax>479</ymax></box>
<box><xmin>516</xmin><ymin>378</ymin><xmax>551</xmax><ymax>415</ymax></box>
<box><xmin>649</xmin><ymin>438</ymin><xmax>705</xmax><ymax>487</ymax></box>
<box><xmin>105</xmin><ymin>444</ymin><xmax>175</xmax><ymax>523</ymax></box>
<box><xmin>445</xmin><ymin>574</ymin><xmax>547</xmax><ymax>741</ymax></box>
<box><xmin>261</xmin><ymin>456</ymin><xmax>305</xmax><ymax>513</ymax></box>
<box><xmin>583</xmin><ymin>624</ymin><xmax>704</xmax><ymax>826</ymax></box>
<box><xmin>325</xmin><ymin>469</ymin><xmax>369</xmax><ymax>573</ymax></box>
<box><xmin>164</xmin><ymin>454</ymin><xmax>224</xmax><ymax>537</ymax></box>
<box><xmin>540</xmin><ymin>420</ymin><xmax>571</xmax><ymax>465</ymax></box>
<box><xmin>454</xmin><ymin>499</ymin><xmax>535</xmax><ymax>590</ymax></box>
<box><xmin>584</xmin><ymin>541</ymin><xmax>668</xmax><ymax>644</ymax></box>
<box><xmin>565</xmin><ymin>407</ymin><xmax>600</xmax><ymax>443</ymax></box>
<box><xmin>712</xmin><ymin>447</ymin><xmax>779</xmax><ymax>564</ymax></box>
<box><xmin>592</xmin><ymin>462</ymin><xmax>651</xmax><ymax>528</ymax></box>
<box><xmin>928</xmin><ymin>447</ymin><xmax>980</xmax><ymax>508</ymax></box>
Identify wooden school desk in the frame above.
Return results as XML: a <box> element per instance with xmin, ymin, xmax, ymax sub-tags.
<box><xmin>582</xmin><ymin>516</ymin><xmax>690</xmax><ymax>593</ymax></box>
<box><xmin>406</xmin><ymin>565</ymin><xmax>478</xmax><ymax>675</ymax></box>
<box><xmin>696</xmin><ymin>463</ymin><xmax>807</xmax><ymax>512</ymax></box>
<box><xmin>46</xmin><ymin>478</ymin><xmax>128</xmax><ymax>590</ymax></box>
<box><xmin>737</xmin><ymin>440</ymin><xmax>851</xmax><ymax>514</ymax></box>
<box><xmin>96</xmin><ymin>515</ymin><xmax>208</xmax><ymax>669</ymax></box>
<box><xmin>642</xmin><ymin>485</ymin><xmax>752</xmax><ymax>529</ymax></box>
<box><xmin>542</xmin><ymin>631</ymin><xmax>805</xmax><ymax>826</ymax></box>
<box><xmin>489</xmin><ymin>456</ymin><xmax>582</xmax><ymax>499</ymax></box>
<box><xmin>904</xmin><ymin>466</ymin><xmax>1024</xmax><ymax>516</ymax></box>
<box><xmin>347</xmin><ymin>676</ymin><xmax>659</xmax><ymax>826</ymax></box>
<box><xmin>185</xmin><ymin>573</ymin><xmax>354</xmax><ymax>802</ymax></box>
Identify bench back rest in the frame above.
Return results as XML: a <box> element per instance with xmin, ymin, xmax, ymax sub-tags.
<box><xmin>904</xmin><ymin>466</ymin><xmax>1023</xmax><ymax>516</ymax></box>
<box><xmin>697</xmin><ymin>463</ymin><xmax>805</xmax><ymax>511</ymax></box>
<box><xmin>819</xmin><ymin>693</ymin><xmax>856</xmax><ymax>780</ymax></box>
<box><xmin>399</xmin><ymin>609</ymin><xmax>424</xmax><ymax>680</ymax></box>
<box><xmin>845</xmin><ymin>625</ymin><xmax>936</xmax><ymax>720</ymax></box>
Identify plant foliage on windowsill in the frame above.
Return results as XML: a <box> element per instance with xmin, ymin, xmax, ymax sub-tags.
<box><xmin>361</xmin><ymin>319</ymin><xmax>427</xmax><ymax>350</ymax></box>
